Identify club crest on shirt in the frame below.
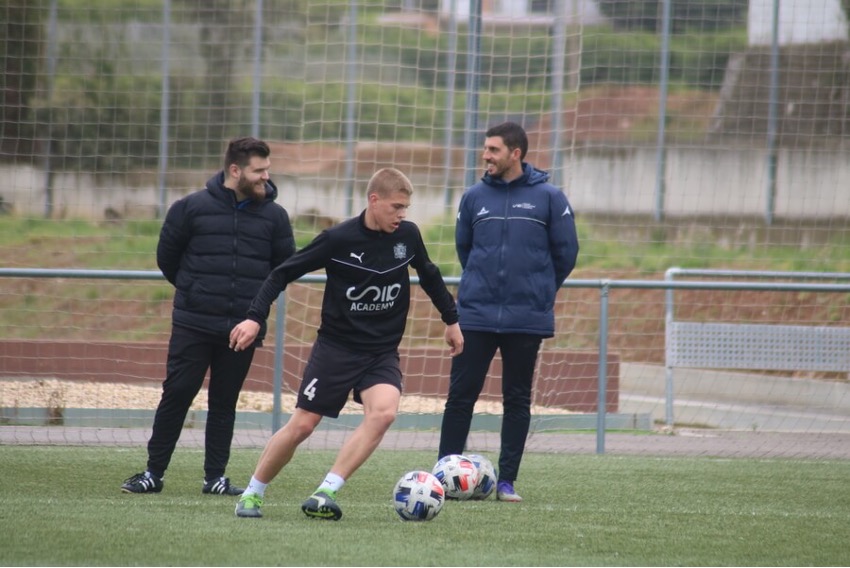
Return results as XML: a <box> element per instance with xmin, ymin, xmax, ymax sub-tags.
<box><xmin>393</xmin><ymin>242</ymin><xmax>407</xmax><ymax>260</ymax></box>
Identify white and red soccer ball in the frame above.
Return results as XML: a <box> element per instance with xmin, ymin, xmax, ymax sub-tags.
<box><xmin>392</xmin><ymin>470</ymin><xmax>445</xmax><ymax>521</ymax></box>
<box><xmin>465</xmin><ymin>453</ymin><xmax>497</xmax><ymax>500</ymax></box>
<box><xmin>431</xmin><ymin>454</ymin><xmax>479</xmax><ymax>500</ymax></box>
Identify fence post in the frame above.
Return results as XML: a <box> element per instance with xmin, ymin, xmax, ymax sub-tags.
<box><xmin>596</xmin><ymin>280</ymin><xmax>610</xmax><ymax>454</ymax></box>
<box><xmin>664</xmin><ymin>268</ymin><xmax>677</xmax><ymax>427</ymax></box>
<box><xmin>272</xmin><ymin>291</ymin><xmax>286</xmax><ymax>433</ymax></box>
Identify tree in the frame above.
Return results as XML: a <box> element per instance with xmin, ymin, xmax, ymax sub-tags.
<box><xmin>172</xmin><ymin>0</ymin><xmax>253</xmax><ymax>158</ymax></box>
<box><xmin>0</xmin><ymin>0</ymin><xmax>44</xmax><ymax>158</ymax></box>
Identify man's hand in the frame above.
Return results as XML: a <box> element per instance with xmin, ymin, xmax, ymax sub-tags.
<box><xmin>230</xmin><ymin>319</ymin><xmax>261</xmax><ymax>352</ymax></box>
<box><xmin>445</xmin><ymin>323</ymin><xmax>464</xmax><ymax>357</ymax></box>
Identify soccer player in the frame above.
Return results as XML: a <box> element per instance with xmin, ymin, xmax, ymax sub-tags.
<box><xmin>229</xmin><ymin>167</ymin><xmax>464</xmax><ymax>520</ymax></box>
<box><xmin>121</xmin><ymin>137</ymin><xmax>295</xmax><ymax>495</ymax></box>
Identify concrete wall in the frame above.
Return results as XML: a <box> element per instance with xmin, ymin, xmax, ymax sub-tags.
<box><xmin>3</xmin><ymin>145</ymin><xmax>850</xmax><ymax>223</ymax></box>
<box><xmin>748</xmin><ymin>0</ymin><xmax>848</xmax><ymax>46</ymax></box>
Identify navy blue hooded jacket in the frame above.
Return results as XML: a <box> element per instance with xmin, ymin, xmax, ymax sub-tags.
<box><xmin>455</xmin><ymin>163</ymin><xmax>579</xmax><ymax>337</ymax></box>
<box><xmin>156</xmin><ymin>172</ymin><xmax>295</xmax><ymax>343</ymax></box>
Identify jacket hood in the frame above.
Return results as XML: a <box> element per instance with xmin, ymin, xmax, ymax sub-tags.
<box><xmin>205</xmin><ymin>171</ymin><xmax>279</xmax><ymax>203</ymax></box>
<box><xmin>481</xmin><ymin>162</ymin><xmax>549</xmax><ymax>188</ymax></box>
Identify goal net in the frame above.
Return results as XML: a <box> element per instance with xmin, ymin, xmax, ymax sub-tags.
<box><xmin>1</xmin><ymin>0</ymin><xmax>849</xmax><ymax>458</ymax></box>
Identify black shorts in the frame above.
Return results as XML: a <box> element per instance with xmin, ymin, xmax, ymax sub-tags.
<box><xmin>297</xmin><ymin>335</ymin><xmax>402</xmax><ymax>418</ymax></box>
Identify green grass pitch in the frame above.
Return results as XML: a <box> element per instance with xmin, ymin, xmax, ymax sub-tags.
<box><xmin>1</xmin><ymin>446</ymin><xmax>848</xmax><ymax>566</ymax></box>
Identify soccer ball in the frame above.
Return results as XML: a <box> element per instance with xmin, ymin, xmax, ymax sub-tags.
<box><xmin>392</xmin><ymin>470</ymin><xmax>445</xmax><ymax>521</ymax></box>
<box><xmin>466</xmin><ymin>453</ymin><xmax>497</xmax><ymax>500</ymax></box>
<box><xmin>431</xmin><ymin>454</ymin><xmax>479</xmax><ymax>500</ymax></box>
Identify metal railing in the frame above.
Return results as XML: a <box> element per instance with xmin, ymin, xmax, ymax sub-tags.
<box><xmin>3</xmin><ymin>267</ymin><xmax>850</xmax><ymax>454</ymax></box>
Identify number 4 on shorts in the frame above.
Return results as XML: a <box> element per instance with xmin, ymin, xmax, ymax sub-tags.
<box><xmin>303</xmin><ymin>378</ymin><xmax>318</xmax><ymax>401</ymax></box>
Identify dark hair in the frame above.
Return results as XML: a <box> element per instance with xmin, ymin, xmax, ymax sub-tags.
<box><xmin>485</xmin><ymin>121</ymin><xmax>528</xmax><ymax>161</ymax></box>
<box><xmin>224</xmin><ymin>137</ymin><xmax>270</xmax><ymax>170</ymax></box>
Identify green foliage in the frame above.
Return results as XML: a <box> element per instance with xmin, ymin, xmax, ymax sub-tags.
<box><xmin>287</xmin><ymin>80</ymin><xmax>547</xmax><ymax>143</ymax></box>
<box><xmin>670</xmin><ymin>28</ymin><xmax>748</xmax><ymax>89</ymax></box>
<box><xmin>17</xmin><ymin>5</ymin><xmax>753</xmax><ymax>168</ymax></box>
<box><xmin>31</xmin><ymin>71</ymin><xmax>163</xmax><ymax>171</ymax></box>
<box><xmin>4</xmin><ymin>215</ymin><xmax>850</xmax><ymax>276</ymax></box>
<box><xmin>1</xmin><ymin>446</ymin><xmax>849</xmax><ymax>566</ymax></box>
<box><xmin>421</xmin><ymin>215</ymin><xmax>460</xmax><ymax>276</ymax></box>
<box><xmin>581</xmin><ymin>25</ymin><xmax>747</xmax><ymax>87</ymax></box>
<box><xmin>0</xmin><ymin>0</ymin><xmax>44</xmax><ymax>158</ymax></box>
<box><xmin>597</xmin><ymin>0</ymin><xmax>749</xmax><ymax>33</ymax></box>
<box><xmin>254</xmin><ymin>80</ymin><xmax>307</xmax><ymax>142</ymax></box>
<box><xmin>383</xmin><ymin>20</ymin><xmax>744</xmax><ymax>94</ymax></box>
<box><xmin>582</xmin><ymin>28</ymin><xmax>664</xmax><ymax>84</ymax></box>
<box><xmin>58</xmin><ymin>0</ymin><xmax>164</xmax><ymax>22</ymax></box>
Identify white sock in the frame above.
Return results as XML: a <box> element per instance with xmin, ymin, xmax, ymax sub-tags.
<box><xmin>244</xmin><ymin>476</ymin><xmax>268</xmax><ymax>498</ymax></box>
<box><xmin>318</xmin><ymin>472</ymin><xmax>345</xmax><ymax>493</ymax></box>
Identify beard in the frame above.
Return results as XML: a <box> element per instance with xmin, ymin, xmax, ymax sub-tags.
<box><xmin>486</xmin><ymin>161</ymin><xmax>508</xmax><ymax>179</ymax></box>
<box><xmin>235</xmin><ymin>175</ymin><xmax>267</xmax><ymax>202</ymax></box>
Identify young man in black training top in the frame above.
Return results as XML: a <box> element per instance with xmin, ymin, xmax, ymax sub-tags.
<box><xmin>229</xmin><ymin>167</ymin><xmax>464</xmax><ymax>520</ymax></box>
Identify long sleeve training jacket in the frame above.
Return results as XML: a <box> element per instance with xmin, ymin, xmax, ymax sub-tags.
<box><xmin>157</xmin><ymin>172</ymin><xmax>295</xmax><ymax>342</ymax></box>
<box><xmin>455</xmin><ymin>163</ymin><xmax>579</xmax><ymax>337</ymax></box>
<box><xmin>247</xmin><ymin>210</ymin><xmax>458</xmax><ymax>354</ymax></box>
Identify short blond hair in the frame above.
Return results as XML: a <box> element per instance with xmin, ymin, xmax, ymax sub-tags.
<box><xmin>366</xmin><ymin>167</ymin><xmax>414</xmax><ymax>198</ymax></box>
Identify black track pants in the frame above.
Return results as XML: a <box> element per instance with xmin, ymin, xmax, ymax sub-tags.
<box><xmin>146</xmin><ymin>325</ymin><xmax>255</xmax><ymax>480</ymax></box>
<box><xmin>438</xmin><ymin>330</ymin><xmax>542</xmax><ymax>483</ymax></box>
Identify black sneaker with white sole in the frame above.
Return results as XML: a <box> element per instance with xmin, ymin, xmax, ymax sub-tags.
<box><xmin>121</xmin><ymin>472</ymin><xmax>163</xmax><ymax>493</ymax></box>
<box><xmin>202</xmin><ymin>476</ymin><xmax>245</xmax><ymax>496</ymax></box>
<box><xmin>301</xmin><ymin>489</ymin><xmax>342</xmax><ymax>520</ymax></box>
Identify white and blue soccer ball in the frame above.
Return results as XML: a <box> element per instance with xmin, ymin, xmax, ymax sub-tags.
<box><xmin>466</xmin><ymin>453</ymin><xmax>497</xmax><ymax>500</ymax></box>
<box><xmin>392</xmin><ymin>470</ymin><xmax>445</xmax><ymax>521</ymax></box>
<box><xmin>431</xmin><ymin>454</ymin><xmax>479</xmax><ymax>500</ymax></box>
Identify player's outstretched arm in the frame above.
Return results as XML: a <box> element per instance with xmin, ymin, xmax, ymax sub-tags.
<box><xmin>230</xmin><ymin>319</ymin><xmax>261</xmax><ymax>352</ymax></box>
<box><xmin>444</xmin><ymin>323</ymin><xmax>464</xmax><ymax>357</ymax></box>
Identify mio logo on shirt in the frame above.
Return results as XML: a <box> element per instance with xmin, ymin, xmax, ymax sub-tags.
<box><xmin>346</xmin><ymin>283</ymin><xmax>402</xmax><ymax>312</ymax></box>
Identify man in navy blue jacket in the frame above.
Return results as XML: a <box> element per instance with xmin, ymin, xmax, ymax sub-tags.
<box><xmin>438</xmin><ymin>121</ymin><xmax>579</xmax><ymax>502</ymax></box>
<box><xmin>121</xmin><ymin>137</ymin><xmax>295</xmax><ymax>496</ymax></box>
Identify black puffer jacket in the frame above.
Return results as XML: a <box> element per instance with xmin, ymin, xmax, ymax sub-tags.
<box><xmin>156</xmin><ymin>172</ymin><xmax>295</xmax><ymax>343</ymax></box>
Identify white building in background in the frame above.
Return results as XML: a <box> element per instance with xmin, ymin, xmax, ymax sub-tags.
<box><xmin>438</xmin><ymin>0</ymin><xmax>608</xmax><ymax>26</ymax></box>
<box><xmin>748</xmin><ymin>0</ymin><xmax>848</xmax><ymax>46</ymax></box>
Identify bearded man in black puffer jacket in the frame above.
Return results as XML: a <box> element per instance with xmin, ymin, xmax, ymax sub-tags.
<box><xmin>121</xmin><ymin>137</ymin><xmax>295</xmax><ymax>496</ymax></box>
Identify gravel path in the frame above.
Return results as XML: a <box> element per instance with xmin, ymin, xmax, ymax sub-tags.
<box><xmin>3</xmin><ymin>378</ymin><xmax>849</xmax><ymax>460</ymax></box>
<box><xmin>2</xmin><ymin>426</ymin><xmax>849</xmax><ymax>461</ymax></box>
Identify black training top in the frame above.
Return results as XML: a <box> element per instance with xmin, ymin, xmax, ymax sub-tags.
<box><xmin>246</xmin><ymin>210</ymin><xmax>458</xmax><ymax>353</ymax></box>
